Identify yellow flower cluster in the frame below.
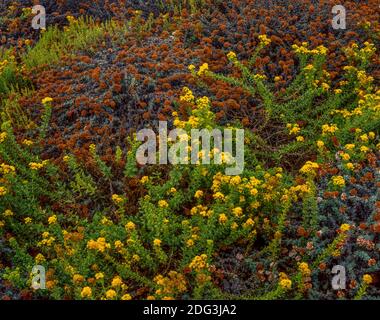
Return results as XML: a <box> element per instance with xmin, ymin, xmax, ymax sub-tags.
<box><xmin>189</xmin><ymin>254</ymin><xmax>209</xmax><ymax>272</ymax></box>
<box><xmin>154</xmin><ymin>271</ymin><xmax>187</xmax><ymax>296</ymax></box>
<box><xmin>38</xmin><ymin>231</ymin><xmax>55</xmax><ymax>247</ymax></box>
<box><xmin>41</xmin><ymin>97</ymin><xmax>53</xmax><ymax>105</ymax></box>
<box><xmin>258</xmin><ymin>34</ymin><xmax>271</xmax><ymax>46</ymax></box>
<box><xmin>0</xmin><ymin>59</ymin><xmax>9</xmax><ymax>74</ymax></box>
<box><xmin>81</xmin><ymin>286</ymin><xmax>92</xmax><ymax>298</ymax></box>
<box><xmin>279</xmin><ymin>273</ymin><xmax>292</xmax><ymax>290</ymax></box>
<box><xmin>299</xmin><ymin>161</ymin><xmax>319</xmax><ymax>176</ymax></box>
<box><xmin>158</xmin><ymin>200</ymin><xmax>169</xmax><ymax>208</ymax></box>
<box><xmin>331</xmin><ymin>175</ymin><xmax>345</xmax><ymax>188</ymax></box>
<box><xmin>197</xmin><ymin>63</ymin><xmax>209</xmax><ymax>76</ymax></box>
<box><xmin>321</xmin><ymin>124</ymin><xmax>338</xmax><ymax>135</ymax></box>
<box><xmin>190</xmin><ymin>205</ymin><xmax>212</xmax><ymax>217</ymax></box>
<box><xmin>363</xmin><ymin>274</ymin><xmax>373</xmax><ymax>285</ymax></box>
<box><xmin>0</xmin><ymin>132</ymin><xmax>7</xmax><ymax>143</ymax></box>
<box><xmin>179</xmin><ymin>86</ymin><xmax>195</xmax><ymax>103</ymax></box>
<box><xmin>48</xmin><ymin>215</ymin><xmax>57</xmax><ymax>225</ymax></box>
<box><xmin>112</xmin><ymin>194</ymin><xmax>123</xmax><ymax>204</ymax></box>
<box><xmin>286</xmin><ymin>123</ymin><xmax>301</xmax><ymax>135</ymax></box>
<box><xmin>298</xmin><ymin>262</ymin><xmax>311</xmax><ymax>277</ymax></box>
<box><xmin>29</xmin><ymin>160</ymin><xmax>48</xmax><ymax>170</ymax></box>
<box><xmin>0</xmin><ymin>186</ymin><xmax>7</xmax><ymax>196</ymax></box>
<box><xmin>292</xmin><ymin>42</ymin><xmax>328</xmax><ymax>55</ymax></box>
<box><xmin>153</xmin><ymin>238</ymin><xmax>162</xmax><ymax>247</ymax></box>
<box><xmin>0</xmin><ymin>163</ymin><xmax>15</xmax><ymax>175</ymax></box>
<box><xmin>218</xmin><ymin>213</ymin><xmax>228</xmax><ymax>224</ymax></box>
<box><xmin>87</xmin><ymin>237</ymin><xmax>111</xmax><ymax>252</ymax></box>
<box><xmin>253</xmin><ymin>74</ymin><xmax>267</xmax><ymax>81</ymax></box>
<box><xmin>340</xmin><ymin>224</ymin><xmax>351</xmax><ymax>232</ymax></box>
<box><xmin>125</xmin><ymin>221</ymin><xmax>136</xmax><ymax>231</ymax></box>
<box><xmin>227</xmin><ymin>51</ymin><xmax>237</xmax><ymax>61</ymax></box>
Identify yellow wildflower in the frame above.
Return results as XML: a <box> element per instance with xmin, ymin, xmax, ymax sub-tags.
<box><xmin>332</xmin><ymin>175</ymin><xmax>345</xmax><ymax>187</ymax></box>
<box><xmin>363</xmin><ymin>274</ymin><xmax>373</xmax><ymax>285</ymax></box>
<box><xmin>218</xmin><ymin>213</ymin><xmax>228</xmax><ymax>224</ymax></box>
<box><xmin>81</xmin><ymin>286</ymin><xmax>92</xmax><ymax>298</ymax></box>
<box><xmin>111</xmin><ymin>276</ymin><xmax>123</xmax><ymax>287</ymax></box>
<box><xmin>153</xmin><ymin>238</ymin><xmax>162</xmax><ymax>247</ymax></box>
<box><xmin>41</xmin><ymin>97</ymin><xmax>53</xmax><ymax>104</ymax></box>
<box><xmin>48</xmin><ymin>215</ymin><xmax>57</xmax><ymax>225</ymax></box>
<box><xmin>158</xmin><ymin>200</ymin><xmax>169</xmax><ymax>208</ymax></box>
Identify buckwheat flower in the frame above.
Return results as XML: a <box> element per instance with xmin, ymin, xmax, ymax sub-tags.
<box><xmin>360</xmin><ymin>134</ymin><xmax>369</xmax><ymax>143</ymax></box>
<box><xmin>317</xmin><ymin>140</ymin><xmax>324</xmax><ymax>148</ymax></box>
<box><xmin>0</xmin><ymin>132</ymin><xmax>7</xmax><ymax>143</ymax></box>
<box><xmin>368</xmin><ymin>132</ymin><xmax>375</xmax><ymax>140</ymax></box>
<box><xmin>186</xmin><ymin>239</ymin><xmax>194</xmax><ymax>247</ymax></box>
<box><xmin>296</xmin><ymin>136</ymin><xmax>304</xmax><ymax>142</ymax></box>
<box><xmin>121</xmin><ymin>294</ymin><xmax>132</xmax><ymax>300</ymax></box>
<box><xmin>321</xmin><ymin>83</ymin><xmax>330</xmax><ymax>91</ymax></box>
<box><xmin>41</xmin><ymin>97</ymin><xmax>53</xmax><ymax>105</ymax></box>
<box><xmin>299</xmin><ymin>262</ymin><xmax>311</xmax><ymax>276</ymax></box>
<box><xmin>35</xmin><ymin>253</ymin><xmax>45</xmax><ymax>263</ymax></box>
<box><xmin>95</xmin><ymin>272</ymin><xmax>104</xmax><ymax>280</ymax></box>
<box><xmin>345</xmin><ymin>163</ymin><xmax>354</xmax><ymax>170</ymax></box>
<box><xmin>194</xmin><ymin>190</ymin><xmax>203</xmax><ymax>199</ymax></box>
<box><xmin>299</xmin><ymin>161</ymin><xmax>319</xmax><ymax>175</ymax></box>
<box><xmin>363</xmin><ymin>274</ymin><xmax>373</xmax><ymax>285</ymax></box>
<box><xmin>227</xmin><ymin>51</ymin><xmax>237</xmax><ymax>61</ymax></box>
<box><xmin>213</xmin><ymin>192</ymin><xmax>225</xmax><ymax>200</ymax></box>
<box><xmin>22</xmin><ymin>139</ymin><xmax>33</xmax><ymax>146</ymax></box>
<box><xmin>244</xmin><ymin>218</ymin><xmax>255</xmax><ymax>228</ymax></box>
<box><xmin>360</xmin><ymin>146</ymin><xmax>369</xmax><ymax>153</ymax></box>
<box><xmin>125</xmin><ymin>221</ymin><xmax>136</xmax><ymax>231</ymax></box>
<box><xmin>114</xmin><ymin>240</ymin><xmax>123</xmax><ymax>250</ymax></box>
<box><xmin>332</xmin><ymin>176</ymin><xmax>345</xmax><ymax>187</ymax></box>
<box><xmin>158</xmin><ymin>200</ymin><xmax>169</xmax><ymax>208</ymax></box>
<box><xmin>48</xmin><ymin>215</ymin><xmax>57</xmax><ymax>225</ymax></box>
<box><xmin>29</xmin><ymin>162</ymin><xmax>44</xmax><ymax>170</ymax></box>
<box><xmin>218</xmin><ymin>213</ymin><xmax>228</xmax><ymax>224</ymax></box>
<box><xmin>189</xmin><ymin>254</ymin><xmax>208</xmax><ymax>272</ymax></box>
<box><xmin>230</xmin><ymin>176</ymin><xmax>241</xmax><ymax>186</ymax></box>
<box><xmin>73</xmin><ymin>274</ymin><xmax>84</xmax><ymax>283</ymax></box>
<box><xmin>279</xmin><ymin>278</ymin><xmax>292</xmax><ymax>290</ymax></box>
<box><xmin>153</xmin><ymin>238</ymin><xmax>162</xmax><ymax>247</ymax></box>
<box><xmin>188</xmin><ymin>64</ymin><xmax>196</xmax><ymax>72</ymax></box>
<box><xmin>138</xmin><ymin>175</ymin><xmax>148</xmax><ymax>184</ymax></box>
<box><xmin>169</xmin><ymin>187</ymin><xmax>177</xmax><ymax>193</ymax></box>
<box><xmin>197</xmin><ymin>63</ymin><xmax>209</xmax><ymax>76</ymax></box>
<box><xmin>345</xmin><ymin>144</ymin><xmax>355</xmax><ymax>150</ymax></box>
<box><xmin>250</xmin><ymin>188</ymin><xmax>258</xmax><ymax>196</ymax></box>
<box><xmin>112</xmin><ymin>194</ymin><xmax>123</xmax><ymax>204</ymax></box>
<box><xmin>258</xmin><ymin>34</ymin><xmax>271</xmax><ymax>46</ymax></box>
<box><xmin>340</xmin><ymin>224</ymin><xmax>351</xmax><ymax>232</ymax></box>
<box><xmin>3</xmin><ymin>209</ymin><xmax>13</xmax><ymax>217</ymax></box>
<box><xmin>111</xmin><ymin>276</ymin><xmax>123</xmax><ymax>287</ymax></box>
<box><xmin>24</xmin><ymin>217</ymin><xmax>32</xmax><ymax>224</ymax></box>
<box><xmin>232</xmin><ymin>207</ymin><xmax>243</xmax><ymax>217</ymax></box>
<box><xmin>132</xmin><ymin>254</ymin><xmax>140</xmax><ymax>262</ymax></box>
<box><xmin>81</xmin><ymin>286</ymin><xmax>92</xmax><ymax>298</ymax></box>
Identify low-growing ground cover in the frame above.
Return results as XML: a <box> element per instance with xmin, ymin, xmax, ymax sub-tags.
<box><xmin>0</xmin><ymin>0</ymin><xmax>379</xmax><ymax>300</ymax></box>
